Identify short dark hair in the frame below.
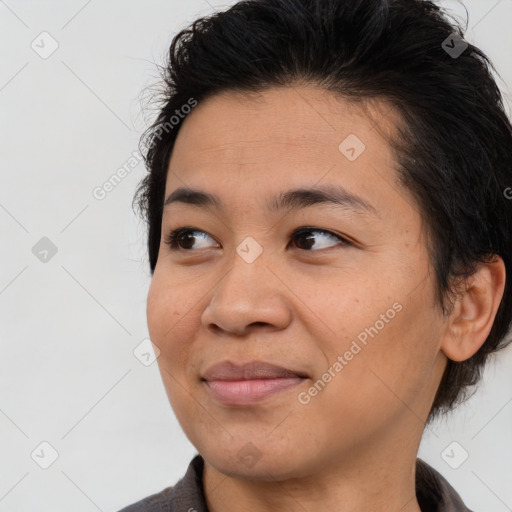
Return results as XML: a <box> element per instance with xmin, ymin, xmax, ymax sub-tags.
<box><xmin>134</xmin><ymin>0</ymin><xmax>512</xmax><ymax>425</ymax></box>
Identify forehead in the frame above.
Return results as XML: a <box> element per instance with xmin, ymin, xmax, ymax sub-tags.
<box><xmin>165</xmin><ymin>85</ymin><xmax>410</xmax><ymax>220</ymax></box>
<box><xmin>173</xmin><ymin>86</ymin><xmax>396</xmax><ymax>157</ymax></box>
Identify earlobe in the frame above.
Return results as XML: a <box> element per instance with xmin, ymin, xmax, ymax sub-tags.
<box><xmin>440</xmin><ymin>256</ymin><xmax>506</xmax><ymax>362</ymax></box>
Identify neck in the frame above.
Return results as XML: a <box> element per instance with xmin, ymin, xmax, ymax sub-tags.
<box><xmin>203</xmin><ymin>437</ymin><xmax>424</xmax><ymax>512</ymax></box>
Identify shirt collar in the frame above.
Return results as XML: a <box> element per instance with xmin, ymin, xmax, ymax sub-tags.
<box><xmin>159</xmin><ymin>454</ymin><xmax>474</xmax><ymax>512</ymax></box>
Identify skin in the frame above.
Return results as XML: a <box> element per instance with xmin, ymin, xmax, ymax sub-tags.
<box><xmin>146</xmin><ymin>84</ymin><xmax>506</xmax><ymax>512</ymax></box>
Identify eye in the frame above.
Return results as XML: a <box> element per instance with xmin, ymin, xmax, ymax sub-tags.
<box><xmin>289</xmin><ymin>227</ymin><xmax>350</xmax><ymax>251</ymax></box>
<box><xmin>164</xmin><ymin>227</ymin><xmax>218</xmax><ymax>251</ymax></box>
<box><xmin>164</xmin><ymin>226</ymin><xmax>350</xmax><ymax>252</ymax></box>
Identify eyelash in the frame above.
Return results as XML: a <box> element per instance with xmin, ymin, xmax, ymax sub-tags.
<box><xmin>163</xmin><ymin>226</ymin><xmax>351</xmax><ymax>252</ymax></box>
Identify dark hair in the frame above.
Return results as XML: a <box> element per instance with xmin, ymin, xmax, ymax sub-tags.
<box><xmin>134</xmin><ymin>0</ymin><xmax>512</xmax><ymax>425</ymax></box>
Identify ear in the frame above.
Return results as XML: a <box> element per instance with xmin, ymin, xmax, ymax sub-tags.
<box><xmin>440</xmin><ymin>256</ymin><xmax>506</xmax><ymax>362</ymax></box>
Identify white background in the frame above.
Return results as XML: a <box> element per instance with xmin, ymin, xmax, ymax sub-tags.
<box><xmin>1</xmin><ymin>1</ymin><xmax>511</xmax><ymax>511</ymax></box>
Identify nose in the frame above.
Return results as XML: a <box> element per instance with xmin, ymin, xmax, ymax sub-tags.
<box><xmin>200</xmin><ymin>253</ymin><xmax>293</xmax><ymax>337</ymax></box>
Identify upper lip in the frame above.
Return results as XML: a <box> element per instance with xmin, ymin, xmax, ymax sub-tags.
<box><xmin>202</xmin><ymin>361</ymin><xmax>309</xmax><ymax>381</ymax></box>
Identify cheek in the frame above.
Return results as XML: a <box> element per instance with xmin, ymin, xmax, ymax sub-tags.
<box><xmin>146</xmin><ymin>274</ymin><xmax>195</xmax><ymax>368</ymax></box>
<box><xmin>146</xmin><ymin>278</ymin><xmax>171</xmax><ymax>345</ymax></box>
<box><xmin>312</xmin><ymin>267</ymin><xmax>442</xmax><ymax>405</ymax></box>
<box><xmin>146</xmin><ymin>275</ymin><xmax>202</xmax><ymax>420</ymax></box>
<box><xmin>329</xmin><ymin>296</ymin><xmax>441</xmax><ymax>418</ymax></box>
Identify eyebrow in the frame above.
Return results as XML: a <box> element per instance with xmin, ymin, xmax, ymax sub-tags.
<box><xmin>163</xmin><ymin>185</ymin><xmax>378</xmax><ymax>216</ymax></box>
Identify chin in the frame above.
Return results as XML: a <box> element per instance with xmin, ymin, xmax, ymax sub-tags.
<box><xmin>199</xmin><ymin>439</ymin><xmax>317</xmax><ymax>482</ymax></box>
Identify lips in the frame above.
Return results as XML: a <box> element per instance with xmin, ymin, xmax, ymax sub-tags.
<box><xmin>201</xmin><ymin>360</ymin><xmax>308</xmax><ymax>381</ymax></box>
<box><xmin>201</xmin><ymin>360</ymin><xmax>309</xmax><ymax>405</ymax></box>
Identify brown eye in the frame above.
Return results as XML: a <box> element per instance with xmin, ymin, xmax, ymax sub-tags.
<box><xmin>291</xmin><ymin>227</ymin><xmax>350</xmax><ymax>251</ymax></box>
<box><xmin>164</xmin><ymin>228</ymin><xmax>217</xmax><ymax>250</ymax></box>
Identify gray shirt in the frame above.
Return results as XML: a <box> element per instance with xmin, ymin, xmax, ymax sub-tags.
<box><xmin>118</xmin><ymin>454</ymin><xmax>474</xmax><ymax>512</ymax></box>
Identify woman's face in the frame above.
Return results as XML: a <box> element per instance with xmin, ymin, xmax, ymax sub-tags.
<box><xmin>147</xmin><ymin>85</ymin><xmax>449</xmax><ymax>480</ymax></box>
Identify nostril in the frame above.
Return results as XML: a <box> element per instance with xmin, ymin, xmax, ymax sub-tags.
<box><xmin>249</xmin><ymin>321</ymin><xmax>268</xmax><ymax>328</ymax></box>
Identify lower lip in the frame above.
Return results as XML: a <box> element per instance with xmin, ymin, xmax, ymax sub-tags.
<box><xmin>204</xmin><ymin>377</ymin><xmax>305</xmax><ymax>405</ymax></box>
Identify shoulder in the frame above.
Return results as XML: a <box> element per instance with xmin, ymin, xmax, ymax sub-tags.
<box><xmin>416</xmin><ymin>457</ymin><xmax>475</xmax><ymax>512</ymax></box>
<box><xmin>116</xmin><ymin>454</ymin><xmax>207</xmax><ymax>512</ymax></box>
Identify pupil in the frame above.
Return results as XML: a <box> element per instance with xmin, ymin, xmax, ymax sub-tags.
<box><xmin>181</xmin><ymin>232</ymin><xmax>195</xmax><ymax>249</ymax></box>
<box><xmin>297</xmin><ymin>233</ymin><xmax>314</xmax><ymax>250</ymax></box>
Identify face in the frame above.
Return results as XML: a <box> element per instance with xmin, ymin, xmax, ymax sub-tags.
<box><xmin>147</xmin><ymin>85</ymin><xmax>449</xmax><ymax>481</ymax></box>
